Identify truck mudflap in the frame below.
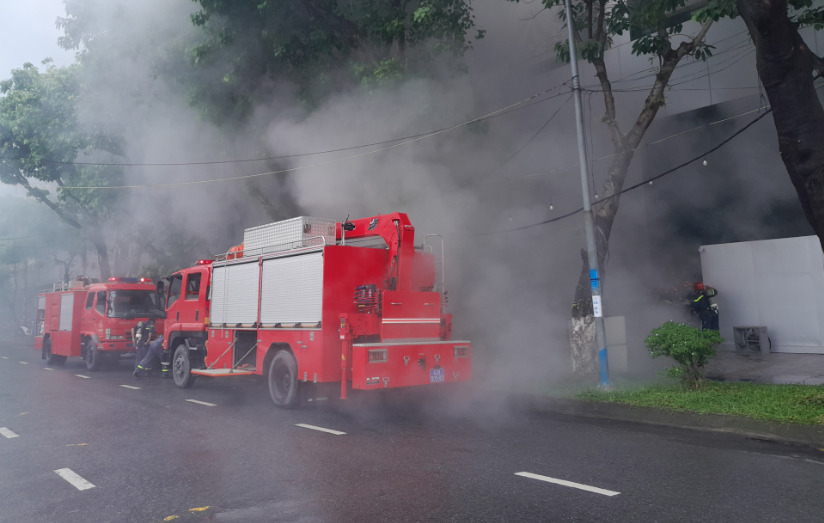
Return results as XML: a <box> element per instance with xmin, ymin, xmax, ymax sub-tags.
<box><xmin>350</xmin><ymin>340</ymin><xmax>471</xmax><ymax>390</ymax></box>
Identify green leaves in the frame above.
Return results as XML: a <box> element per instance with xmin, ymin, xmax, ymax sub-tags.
<box><xmin>645</xmin><ymin>321</ymin><xmax>724</xmax><ymax>389</ymax></box>
<box><xmin>186</xmin><ymin>0</ymin><xmax>482</xmax><ymax>115</ymax></box>
<box><xmin>0</xmin><ymin>62</ymin><xmax>124</xmax><ymax>225</ymax></box>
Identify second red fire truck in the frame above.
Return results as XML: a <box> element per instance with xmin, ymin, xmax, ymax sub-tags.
<box><xmin>35</xmin><ymin>277</ymin><xmax>165</xmax><ymax>370</ymax></box>
<box><xmin>159</xmin><ymin>212</ymin><xmax>471</xmax><ymax>408</ymax></box>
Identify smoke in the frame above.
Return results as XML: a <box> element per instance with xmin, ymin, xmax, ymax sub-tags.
<box><xmin>8</xmin><ymin>0</ymin><xmax>811</xmax><ymax>405</ymax></box>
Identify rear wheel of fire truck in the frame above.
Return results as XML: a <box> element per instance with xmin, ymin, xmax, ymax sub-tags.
<box><xmin>172</xmin><ymin>344</ymin><xmax>196</xmax><ymax>389</ymax></box>
<box><xmin>268</xmin><ymin>350</ymin><xmax>298</xmax><ymax>409</ymax></box>
<box><xmin>43</xmin><ymin>339</ymin><xmax>66</xmax><ymax>366</ymax></box>
<box><xmin>84</xmin><ymin>341</ymin><xmax>103</xmax><ymax>371</ymax></box>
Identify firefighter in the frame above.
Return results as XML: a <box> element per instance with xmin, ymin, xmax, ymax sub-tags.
<box><xmin>134</xmin><ymin>335</ymin><xmax>168</xmax><ymax>378</ymax></box>
<box><xmin>131</xmin><ymin>319</ymin><xmax>154</xmax><ymax>372</ymax></box>
<box><xmin>689</xmin><ymin>281</ymin><xmax>719</xmax><ymax>331</ymax></box>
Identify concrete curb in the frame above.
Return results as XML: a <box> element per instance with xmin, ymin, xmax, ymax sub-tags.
<box><xmin>520</xmin><ymin>395</ymin><xmax>824</xmax><ymax>449</ymax></box>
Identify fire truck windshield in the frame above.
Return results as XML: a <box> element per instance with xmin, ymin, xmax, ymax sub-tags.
<box><xmin>107</xmin><ymin>290</ymin><xmax>164</xmax><ymax>319</ymax></box>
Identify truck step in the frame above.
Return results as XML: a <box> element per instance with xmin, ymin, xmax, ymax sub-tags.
<box><xmin>191</xmin><ymin>367</ymin><xmax>257</xmax><ymax>377</ymax></box>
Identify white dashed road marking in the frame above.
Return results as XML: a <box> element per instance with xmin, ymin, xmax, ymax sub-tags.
<box><xmin>515</xmin><ymin>472</ymin><xmax>620</xmax><ymax>497</ymax></box>
<box><xmin>75</xmin><ymin>374</ymin><xmax>91</xmax><ymax>379</ymax></box>
<box><xmin>44</xmin><ymin>367</ymin><xmax>54</xmax><ymax>371</ymax></box>
<box><xmin>186</xmin><ymin>399</ymin><xmax>217</xmax><ymax>407</ymax></box>
<box><xmin>296</xmin><ymin>423</ymin><xmax>346</xmax><ymax>436</ymax></box>
<box><xmin>54</xmin><ymin>468</ymin><xmax>95</xmax><ymax>491</ymax></box>
<box><xmin>0</xmin><ymin>427</ymin><xmax>20</xmax><ymax>439</ymax></box>
<box><xmin>18</xmin><ymin>361</ymin><xmax>28</xmax><ymax>365</ymax></box>
<box><xmin>120</xmin><ymin>385</ymin><xmax>141</xmax><ymax>390</ymax></box>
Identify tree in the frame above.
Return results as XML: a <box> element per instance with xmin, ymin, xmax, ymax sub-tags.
<box><xmin>735</xmin><ymin>0</ymin><xmax>824</xmax><ymax>253</ymax></box>
<box><xmin>0</xmin><ymin>62</ymin><xmax>124</xmax><ymax>279</ymax></box>
<box><xmin>512</xmin><ymin>1</ymin><xmax>720</xmax><ymax>378</ymax></box>
<box><xmin>0</xmin><ymin>196</ymin><xmax>82</xmax><ymax>329</ymax></box>
<box><xmin>186</xmin><ymin>0</ymin><xmax>484</xmax><ymax>121</ymax></box>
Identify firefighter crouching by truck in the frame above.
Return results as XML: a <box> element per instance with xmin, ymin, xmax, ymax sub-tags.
<box><xmin>157</xmin><ymin>212</ymin><xmax>472</xmax><ymax>408</ymax></box>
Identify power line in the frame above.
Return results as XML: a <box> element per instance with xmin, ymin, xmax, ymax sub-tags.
<box><xmin>481</xmin><ymin>107</ymin><xmax>773</xmax><ymax>235</ymax></box>
<box><xmin>0</xmin><ymin>85</ymin><xmax>571</xmax><ymax>171</ymax></box>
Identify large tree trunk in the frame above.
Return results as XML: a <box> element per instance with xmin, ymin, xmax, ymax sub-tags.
<box><xmin>738</xmin><ymin>0</ymin><xmax>824</xmax><ymax>252</ymax></box>
<box><xmin>88</xmin><ymin>230</ymin><xmax>112</xmax><ymax>280</ymax></box>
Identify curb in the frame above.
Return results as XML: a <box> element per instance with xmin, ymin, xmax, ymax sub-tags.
<box><xmin>519</xmin><ymin>395</ymin><xmax>824</xmax><ymax>449</ymax></box>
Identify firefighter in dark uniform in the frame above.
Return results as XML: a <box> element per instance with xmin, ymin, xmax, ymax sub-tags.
<box><xmin>131</xmin><ymin>319</ymin><xmax>154</xmax><ymax>371</ymax></box>
<box><xmin>134</xmin><ymin>334</ymin><xmax>167</xmax><ymax>378</ymax></box>
<box><xmin>689</xmin><ymin>281</ymin><xmax>719</xmax><ymax>331</ymax></box>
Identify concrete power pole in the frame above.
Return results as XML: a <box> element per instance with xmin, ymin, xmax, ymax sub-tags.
<box><xmin>563</xmin><ymin>0</ymin><xmax>610</xmax><ymax>387</ymax></box>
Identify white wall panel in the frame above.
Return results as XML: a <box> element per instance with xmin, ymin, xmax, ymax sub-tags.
<box><xmin>701</xmin><ymin>236</ymin><xmax>824</xmax><ymax>353</ymax></box>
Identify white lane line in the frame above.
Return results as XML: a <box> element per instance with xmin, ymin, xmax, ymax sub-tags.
<box><xmin>18</xmin><ymin>361</ymin><xmax>29</xmax><ymax>365</ymax></box>
<box><xmin>295</xmin><ymin>423</ymin><xmax>346</xmax><ymax>436</ymax></box>
<box><xmin>1</xmin><ymin>356</ymin><xmax>8</xmax><ymax>359</ymax></box>
<box><xmin>0</xmin><ymin>427</ymin><xmax>20</xmax><ymax>439</ymax></box>
<box><xmin>120</xmin><ymin>385</ymin><xmax>141</xmax><ymax>390</ymax></box>
<box><xmin>75</xmin><ymin>374</ymin><xmax>91</xmax><ymax>379</ymax></box>
<box><xmin>515</xmin><ymin>472</ymin><xmax>620</xmax><ymax>497</ymax></box>
<box><xmin>186</xmin><ymin>399</ymin><xmax>217</xmax><ymax>407</ymax></box>
<box><xmin>44</xmin><ymin>367</ymin><xmax>54</xmax><ymax>371</ymax></box>
<box><xmin>54</xmin><ymin>468</ymin><xmax>95</xmax><ymax>491</ymax></box>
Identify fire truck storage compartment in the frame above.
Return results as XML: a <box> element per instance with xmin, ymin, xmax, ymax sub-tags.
<box><xmin>234</xmin><ymin>330</ymin><xmax>258</xmax><ymax>368</ymax></box>
<box><xmin>260</xmin><ymin>251</ymin><xmax>324</xmax><ymax>326</ymax></box>
<box><xmin>59</xmin><ymin>293</ymin><xmax>75</xmax><ymax>330</ymax></box>
<box><xmin>36</xmin><ymin>296</ymin><xmax>46</xmax><ymax>337</ymax></box>
<box><xmin>243</xmin><ymin>216</ymin><xmax>336</xmax><ymax>255</ymax></box>
<box><xmin>210</xmin><ymin>260</ymin><xmax>260</xmax><ymax>327</ymax></box>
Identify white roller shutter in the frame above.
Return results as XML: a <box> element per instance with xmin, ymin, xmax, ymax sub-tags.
<box><xmin>58</xmin><ymin>294</ymin><xmax>74</xmax><ymax>331</ymax></box>
<box><xmin>210</xmin><ymin>261</ymin><xmax>260</xmax><ymax>325</ymax></box>
<box><xmin>260</xmin><ymin>251</ymin><xmax>323</xmax><ymax>325</ymax></box>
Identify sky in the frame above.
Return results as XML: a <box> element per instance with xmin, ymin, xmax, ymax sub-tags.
<box><xmin>0</xmin><ymin>1</ymin><xmax>73</xmax><ymax>197</ymax></box>
<box><xmin>0</xmin><ymin>0</ymin><xmax>73</xmax><ymax>77</ymax></box>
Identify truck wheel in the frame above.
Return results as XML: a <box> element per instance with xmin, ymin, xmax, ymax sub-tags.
<box><xmin>268</xmin><ymin>350</ymin><xmax>298</xmax><ymax>409</ymax></box>
<box><xmin>84</xmin><ymin>342</ymin><xmax>102</xmax><ymax>371</ymax></box>
<box><xmin>172</xmin><ymin>344</ymin><xmax>196</xmax><ymax>389</ymax></box>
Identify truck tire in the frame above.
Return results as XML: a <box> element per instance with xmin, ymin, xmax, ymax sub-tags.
<box><xmin>268</xmin><ymin>350</ymin><xmax>299</xmax><ymax>409</ymax></box>
<box><xmin>84</xmin><ymin>341</ymin><xmax>102</xmax><ymax>371</ymax></box>
<box><xmin>172</xmin><ymin>344</ymin><xmax>196</xmax><ymax>389</ymax></box>
<box><xmin>43</xmin><ymin>339</ymin><xmax>66</xmax><ymax>366</ymax></box>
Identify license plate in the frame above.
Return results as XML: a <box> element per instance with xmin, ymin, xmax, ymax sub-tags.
<box><xmin>430</xmin><ymin>366</ymin><xmax>444</xmax><ymax>383</ymax></box>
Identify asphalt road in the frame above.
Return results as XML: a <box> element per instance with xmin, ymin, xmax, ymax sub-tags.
<box><xmin>2</xmin><ymin>339</ymin><xmax>823</xmax><ymax>522</ymax></box>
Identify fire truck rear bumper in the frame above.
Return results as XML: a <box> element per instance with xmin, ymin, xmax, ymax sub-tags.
<box><xmin>351</xmin><ymin>340</ymin><xmax>471</xmax><ymax>390</ymax></box>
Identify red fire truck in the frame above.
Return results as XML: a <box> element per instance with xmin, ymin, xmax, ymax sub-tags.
<box><xmin>35</xmin><ymin>277</ymin><xmax>165</xmax><ymax>370</ymax></box>
<box><xmin>160</xmin><ymin>212</ymin><xmax>471</xmax><ymax>408</ymax></box>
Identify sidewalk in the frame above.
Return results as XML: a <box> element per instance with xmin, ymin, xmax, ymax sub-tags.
<box><xmin>703</xmin><ymin>349</ymin><xmax>824</xmax><ymax>385</ymax></box>
<box><xmin>525</xmin><ymin>350</ymin><xmax>824</xmax><ymax>448</ymax></box>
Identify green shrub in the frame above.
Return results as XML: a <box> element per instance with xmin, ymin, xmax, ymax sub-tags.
<box><xmin>645</xmin><ymin>321</ymin><xmax>723</xmax><ymax>389</ymax></box>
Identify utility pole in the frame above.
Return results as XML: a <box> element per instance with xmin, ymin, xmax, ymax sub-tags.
<box><xmin>563</xmin><ymin>0</ymin><xmax>609</xmax><ymax>387</ymax></box>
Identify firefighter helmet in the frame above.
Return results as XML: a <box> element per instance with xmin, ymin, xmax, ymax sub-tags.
<box><xmin>694</xmin><ymin>281</ymin><xmax>705</xmax><ymax>291</ymax></box>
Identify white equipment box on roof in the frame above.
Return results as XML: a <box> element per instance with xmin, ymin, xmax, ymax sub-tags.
<box><xmin>243</xmin><ymin>216</ymin><xmax>337</xmax><ymax>255</ymax></box>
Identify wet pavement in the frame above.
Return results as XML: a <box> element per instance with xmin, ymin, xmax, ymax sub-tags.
<box><xmin>703</xmin><ymin>349</ymin><xmax>824</xmax><ymax>386</ymax></box>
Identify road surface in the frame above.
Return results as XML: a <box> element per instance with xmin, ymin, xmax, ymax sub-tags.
<box><xmin>1</xmin><ymin>339</ymin><xmax>822</xmax><ymax>522</ymax></box>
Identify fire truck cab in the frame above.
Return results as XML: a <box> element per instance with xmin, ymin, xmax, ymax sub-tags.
<box><xmin>161</xmin><ymin>212</ymin><xmax>471</xmax><ymax>408</ymax></box>
<box><xmin>35</xmin><ymin>278</ymin><xmax>165</xmax><ymax>370</ymax></box>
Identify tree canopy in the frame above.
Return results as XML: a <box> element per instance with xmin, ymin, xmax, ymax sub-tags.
<box><xmin>0</xmin><ymin>62</ymin><xmax>124</xmax><ymax>278</ymax></box>
<box><xmin>186</xmin><ymin>0</ymin><xmax>484</xmax><ymax>121</ymax></box>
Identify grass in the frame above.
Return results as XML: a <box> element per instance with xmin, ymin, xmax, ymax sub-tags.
<box><xmin>574</xmin><ymin>381</ymin><xmax>824</xmax><ymax>426</ymax></box>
